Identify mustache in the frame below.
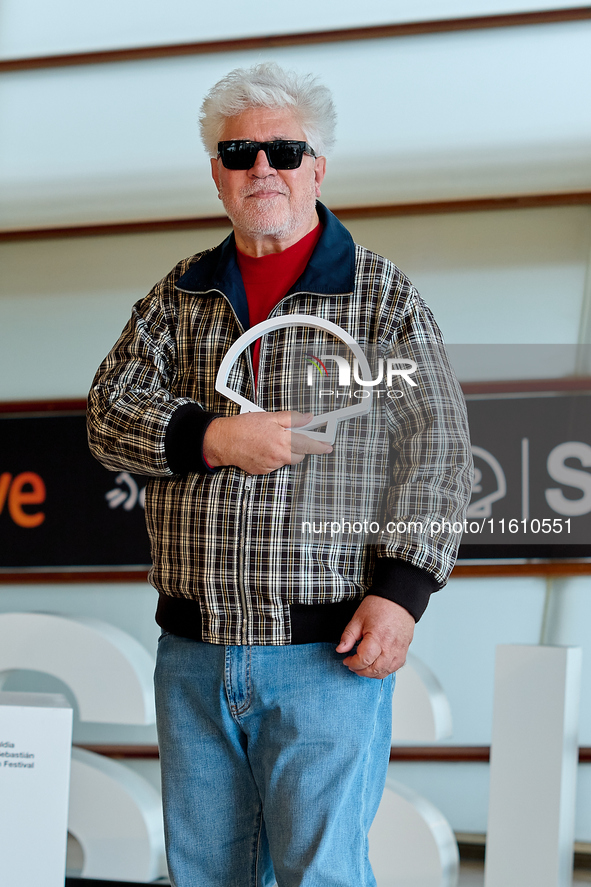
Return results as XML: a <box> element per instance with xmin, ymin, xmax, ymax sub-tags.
<box><xmin>240</xmin><ymin>182</ymin><xmax>290</xmax><ymax>197</ymax></box>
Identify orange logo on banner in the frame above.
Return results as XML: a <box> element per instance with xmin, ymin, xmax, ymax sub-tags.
<box><xmin>0</xmin><ymin>472</ymin><xmax>46</xmax><ymax>528</ymax></box>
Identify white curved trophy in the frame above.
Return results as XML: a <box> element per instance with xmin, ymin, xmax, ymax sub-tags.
<box><xmin>214</xmin><ymin>314</ymin><xmax>373</xmax><ymax>443</ymax></box>
<box><xmin>0</xmin><ymin>612</ymin><xmax>155</xmax><ymax>724</ymax></box>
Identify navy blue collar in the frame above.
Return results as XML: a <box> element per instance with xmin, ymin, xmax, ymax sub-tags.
<box><xmin>175</xmin><ymin>202</ymin><xmax>355</xmax><ymax>331</ymax></box>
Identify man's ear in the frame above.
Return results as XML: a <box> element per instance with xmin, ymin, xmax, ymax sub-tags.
<box><xmin>314</xmin><ymin>156</ymin><xmax>327</xmax><ymax>198</ymax></box>
<box><xmin>211</xmin><ymin>157</ymin><xmax>221</xmax><ymax>197</ymax></box>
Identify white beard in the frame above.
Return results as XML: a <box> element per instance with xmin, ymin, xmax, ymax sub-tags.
<box><xmin>219</xmin><ymin>178</ymin><xmax>317</xmax><ymax>241</ymax></box>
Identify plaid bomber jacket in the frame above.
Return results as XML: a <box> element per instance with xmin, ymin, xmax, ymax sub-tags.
<box><xmin>87</xmin><ymin>203</ymin><xmax>473</xmax><ymax>645</ymax></box>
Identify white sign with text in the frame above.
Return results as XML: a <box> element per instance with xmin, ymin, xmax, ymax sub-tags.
<box><xmin>0</xmin><ymin>691</ymin><xmax>73</xmax><ymax>887</ymax></box>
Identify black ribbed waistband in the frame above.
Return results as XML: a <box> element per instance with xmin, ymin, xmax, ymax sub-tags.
<box><xmin>155</xmin><ymin>593</ymin><xmax>360</xmax><ymax>645</ymax></box>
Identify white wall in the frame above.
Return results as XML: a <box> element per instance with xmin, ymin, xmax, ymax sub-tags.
<box><xmin>2</xmin><ymin>205</ymin><xmax>590</xmax><ymax>400</ymax></box>
<box><xmin>0</xmin><ymin>224</ymin><xmax>229</xmax><ymax>400</ymax></box>
<box><xmin>347</xmin><ymin>207</ymin><xmax>591</xmax><ymax>347</ymax></box>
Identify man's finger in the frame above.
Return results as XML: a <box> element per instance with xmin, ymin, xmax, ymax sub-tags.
<box><xmin>274</xmin><ymin>411</ymin><xmax>313</xmax><ymax>429</ymax></box>
<box><xmin>341</xmin><ymin>634</ymin><xmax>395</xmax><ymax>678</ymax></box>
<box><xmin>289</xmin><ymin>411</ymin><xmax>314</xmax><ymax>428</ymax></box>
<box><xmin>344</xmin><ymin>650</ymin><xmax>391</xmax><ymax>678</ymax></box>
<box><xmin>336</xmin><ymin>622</ymin><xmax>362</xmax><ymax>654</ymax></box>
<box><xmin>344</xmin><ymin>634</ymin><xmax>382</xmax><ymax>669</ymax></box>
<box><xmin>290</xmin><ymin>430</ymin><xmax>333</xmax><ymax>456</ymax></box>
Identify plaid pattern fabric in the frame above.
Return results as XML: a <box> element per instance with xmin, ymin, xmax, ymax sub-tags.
<box><xmin>88</xmin><ymin>213</ymin><xmax>472</xmax><ymax>645</ymax></box>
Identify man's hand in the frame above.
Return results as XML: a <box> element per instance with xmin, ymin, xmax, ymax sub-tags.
<box><xmin>336</xmin><ymin>595</ymin><xmax>415</xmax><ymax>678</ymax></box>
<box><xmin>203</xmin><ymin>411</ymin><xmax>332</xmax><ymax>475</ymax></box>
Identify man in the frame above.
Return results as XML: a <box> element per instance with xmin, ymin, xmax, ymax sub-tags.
<box><xmin>87</xmin><ymin>63</ymin><xmax>472</xmax><ymax>887</ymax></box>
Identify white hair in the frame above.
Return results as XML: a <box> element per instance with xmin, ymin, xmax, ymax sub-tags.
<box><xmin>199</xmin><ymin>62</ymin><xmax>336</xmax><ymax>158</ymax></box>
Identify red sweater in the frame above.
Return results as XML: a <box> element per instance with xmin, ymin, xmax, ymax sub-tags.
<box><xmin>237</xmin><ymin>224</ymin><xmax>322</xmax><ymax>378</ymax></box>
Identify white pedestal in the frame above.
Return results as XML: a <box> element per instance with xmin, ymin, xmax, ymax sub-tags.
<box><xmin>0</xmin><ymin>691</ymin><xmax>73</xmax><ymax>887</ymax></box>
<box><xmin>484</xmin><ymin>645</ymin><xmax>581</xmax><ymax>887</ymax></box>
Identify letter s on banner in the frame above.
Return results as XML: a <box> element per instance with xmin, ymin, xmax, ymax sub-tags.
<box><xmin>545</xmin><ymin>441</ymin><xmax>591</xmax><ymax>516</ymax></box>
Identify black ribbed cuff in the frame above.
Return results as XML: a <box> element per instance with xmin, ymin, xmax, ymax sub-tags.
<box><xmin>368</xmin><ymin>558</ymin><xmax>439</xmax><ymax>622</ymax></box>
<box><xmin>165</xmin><ymin>403</ymin><xmax>221</xmax><ymax>475</ymax></box>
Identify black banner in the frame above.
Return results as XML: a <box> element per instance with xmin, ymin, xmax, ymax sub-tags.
<box><xmin>0</xmin><ymin>412</ymin><xmax>150</xmax><ymax>569</ymax></box>
<box><xmin>1</xmin><ymin>393</ymin><xmax>591</xmax><ymax>570</ymax></box>
<box><xmin>459</xmin><ymin>392</ymin><xmax>591</xmax><ymax>558</ymax></box>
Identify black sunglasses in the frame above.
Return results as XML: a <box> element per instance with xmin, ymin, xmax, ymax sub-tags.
<box><xmin>217</xmin><ymin>139</ymin><xmax>316</xmax><ymax>170</ymax></box>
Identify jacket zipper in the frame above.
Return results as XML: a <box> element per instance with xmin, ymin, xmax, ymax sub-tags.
<box><xmin>238</xmin><ymin>473</ymin><xmax>253</xmax><ymax>644</ymax></box>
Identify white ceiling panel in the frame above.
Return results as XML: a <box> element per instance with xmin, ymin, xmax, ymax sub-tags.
<box><xmin>1</xmin><ymin>22</ymin><xmax>590</xmax><ymax>229</ymax></box>
<box><xmin>0</xmin><ymin>0</ymin><xmax>589</xmax><ymax>59</ymax></box>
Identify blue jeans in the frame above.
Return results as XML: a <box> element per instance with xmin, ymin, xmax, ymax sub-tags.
<box><xmin>154</xmin><ymin>635</ymin><xmax>394</xmax><ymax>887</ymax></box>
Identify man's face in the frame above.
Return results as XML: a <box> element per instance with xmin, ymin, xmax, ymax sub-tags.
<box><xmin>211</xmin><ymin>106</ymin><xmax>326</xmax><ymax>252</ymax></box>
